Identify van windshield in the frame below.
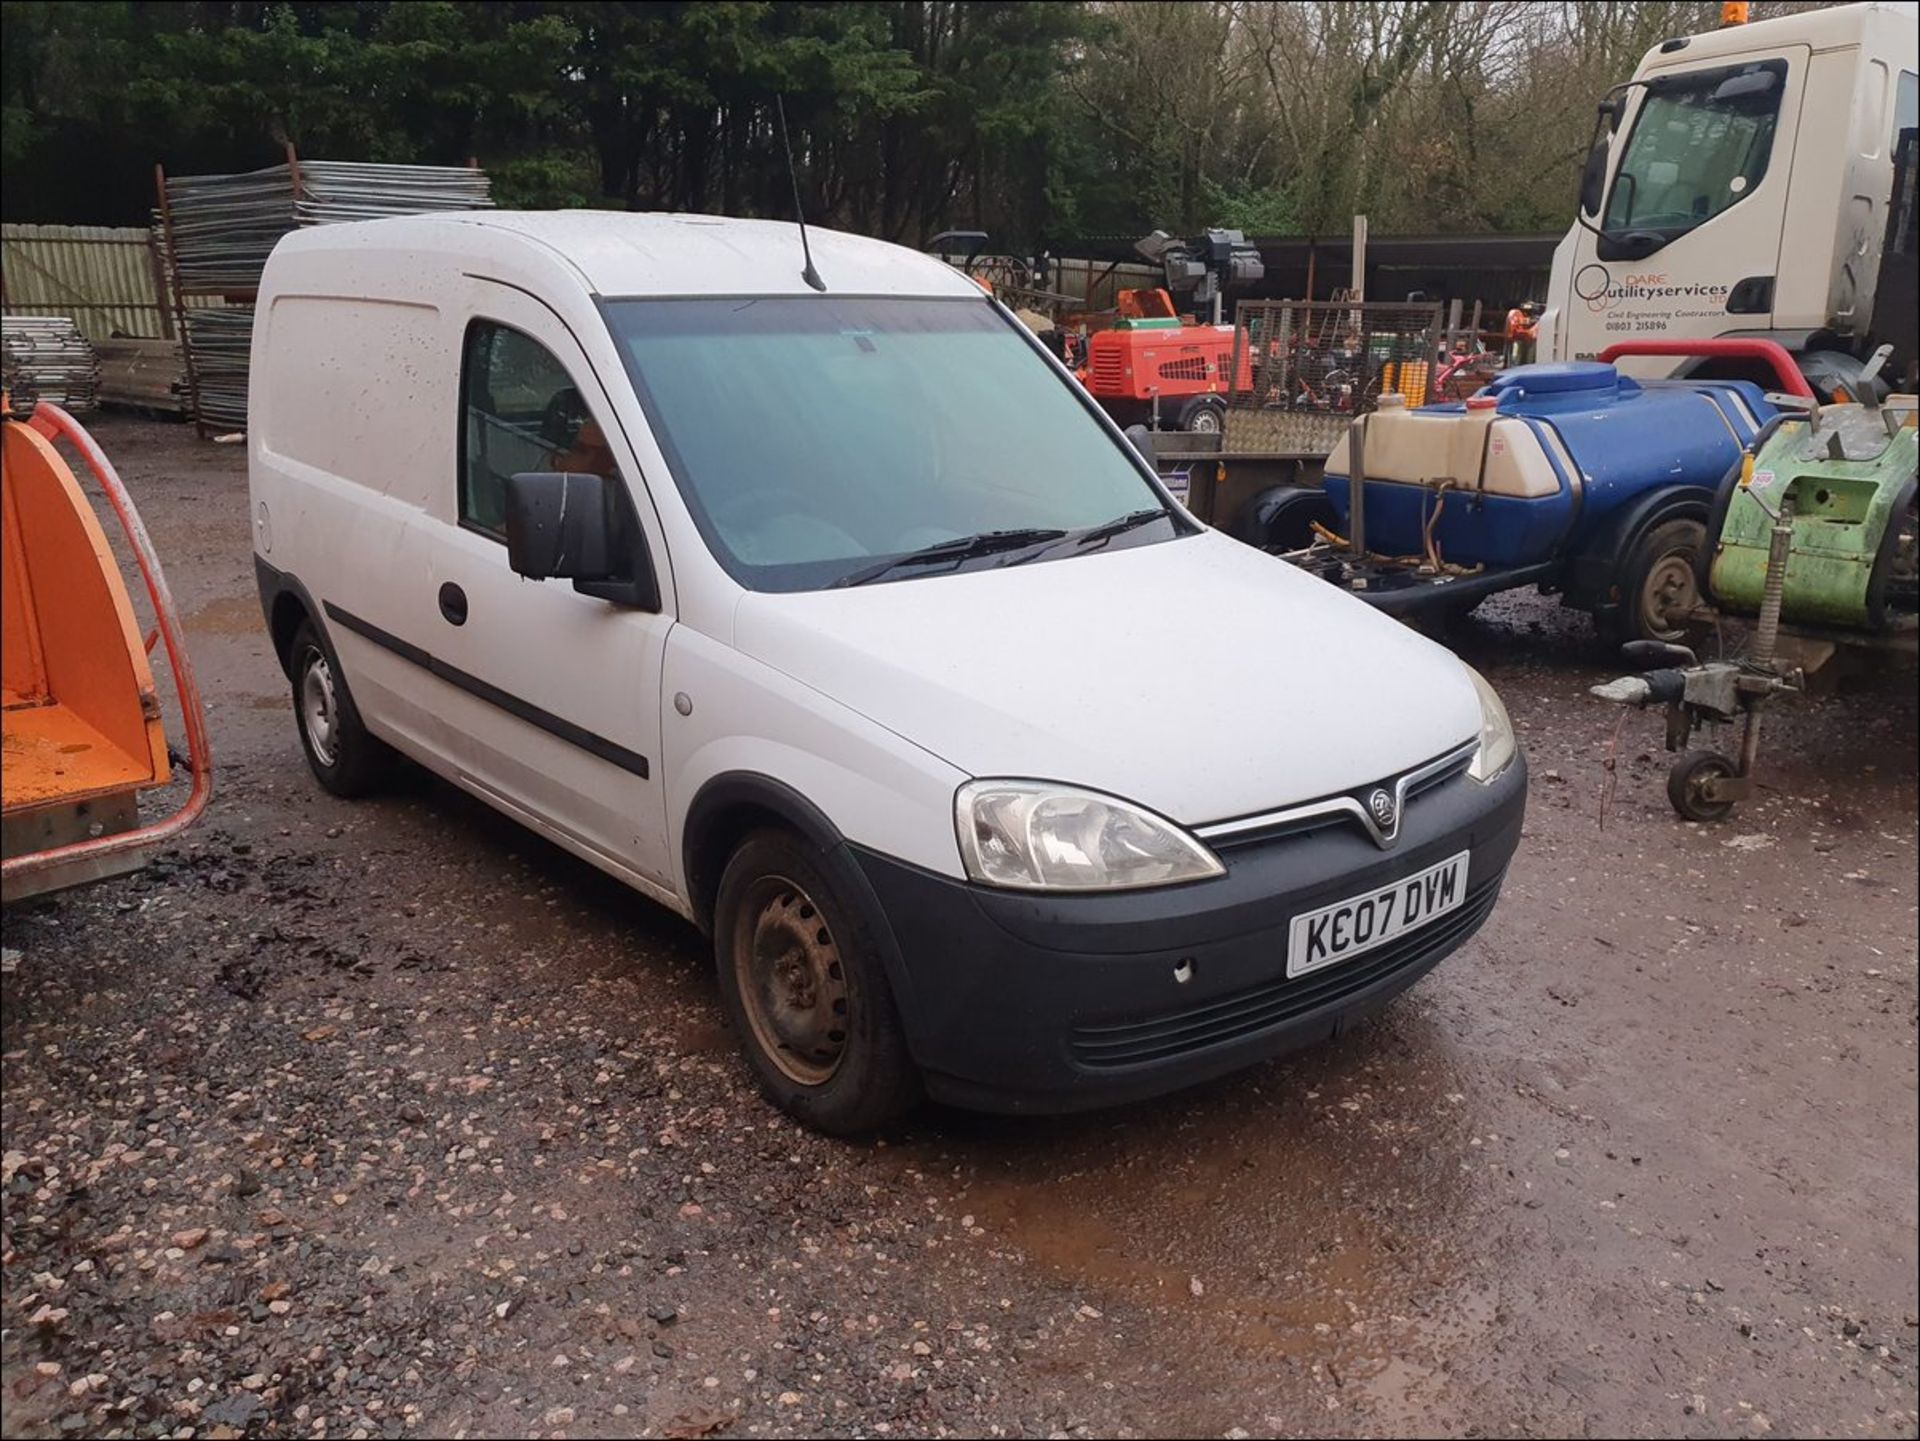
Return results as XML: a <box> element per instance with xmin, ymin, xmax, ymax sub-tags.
<box><xmin>1602</xmin><ymin>59</ymin><xmax>1785</xmax><ymax>243</ymax></box>
<box><xmin>602</xmin><ymin>296</ymin><xmax>1180</xmax><ymax>592</ymax></box>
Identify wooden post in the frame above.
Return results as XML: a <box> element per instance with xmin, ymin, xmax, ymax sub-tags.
<box><xmin>1350</xmin><ymin>214</ymin><xmax>1367</xmax><ymax>302</ymax></box>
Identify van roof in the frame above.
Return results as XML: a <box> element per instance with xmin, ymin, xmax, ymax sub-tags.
<box><xmin>279</xmin><ymin>210</ymin><xmax>983</xmax><ymax>300</ymax></box>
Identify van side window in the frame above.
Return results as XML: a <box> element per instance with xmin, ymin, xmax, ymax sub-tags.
<box><xmin>460</xmin><ymin>321</ymin><xmax>618</xmax><ymax>537</ymax></box>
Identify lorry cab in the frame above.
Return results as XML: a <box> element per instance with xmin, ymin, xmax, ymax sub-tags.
<box><xmin>1538</xmin><ymin>1</ymin><xmax>1918</xmax><ymax>390</ymax></box>
<box><xmin>249</xmin><ymin>212</ymin><xmax>1525</xmax><ymax>1132</ymax></box>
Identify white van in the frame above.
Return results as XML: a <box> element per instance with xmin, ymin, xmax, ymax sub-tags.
<box><xmin>249</xmin><ymin>213</ymin><xmax>1527</xmax><ymax>1132</ymax></box>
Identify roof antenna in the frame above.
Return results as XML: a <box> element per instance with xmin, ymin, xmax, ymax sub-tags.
<box><xmin>776</xmin><ymin>96</ymin><xmax>827</xmax><ymax>293</ymax></box>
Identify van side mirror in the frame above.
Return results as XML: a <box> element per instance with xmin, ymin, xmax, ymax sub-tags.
<box><xmin>504</xmin><ymin>471</ymin><xmax>658</xmax><ymax>609</ymax></box>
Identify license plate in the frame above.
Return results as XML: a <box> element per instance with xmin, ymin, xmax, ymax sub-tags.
<box><xmin>1286</xmin><ymin>852</ymin><xmax>1470</xmax><ymax>980</ymax></box>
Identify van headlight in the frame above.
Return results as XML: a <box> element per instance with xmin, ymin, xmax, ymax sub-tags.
<box><xmin>956</xmin><ymin>781</ymin><xmax>1225</xmax><ymax>891</ymax></box>
<box><xmin>1465</xmin><ymin>666</ymin><xmax>1518</xmax><ymax>782</ymax></box>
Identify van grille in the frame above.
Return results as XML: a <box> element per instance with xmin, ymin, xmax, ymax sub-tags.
<box><xmin>1067</xmin><ymin>876</ymin><xmax>1500</xmax><ymax>1069</ymax></box>
<box><xmin>1201</xmin><ymin>749</ymin><xmax>1473</xmax><ymax>852</ymax></box>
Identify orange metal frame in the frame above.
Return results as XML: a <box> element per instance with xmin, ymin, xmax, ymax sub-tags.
<box><xmin>1</xmin><ymin>403</ymin><xmax>213</xmax><ymax>888</ymax></box>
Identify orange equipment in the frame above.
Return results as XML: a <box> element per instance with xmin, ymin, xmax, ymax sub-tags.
<box><xmin>2</xmin><ymin>392</ymin><xmax>211</xmax><ymax>901</ymax></box>
<box><xmin>1077</xmin><ymin>288</ymin><xmax>1252</xmax><ymax>435</ymax></box>
<box><xmin>1115</xmin><ymin>288</ymin><xmax>1179</xmax><ymax>321</ymax></box>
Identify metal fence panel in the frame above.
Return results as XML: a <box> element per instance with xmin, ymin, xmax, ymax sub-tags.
<box><xmin>1223</xmin><ymin>299</ymin><xmax>1442</xmax><ymax>456</ymax></box>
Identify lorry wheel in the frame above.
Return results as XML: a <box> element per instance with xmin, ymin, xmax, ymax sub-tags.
<box><xmin>1667</xmin><ymin>751</ymin><xmax>1738</xmax><ymax>822</ymax></box>
<box><xmin>1179</xmin><ymin>396</ymin><xmax>1225</xmax><ymax>435</ymax></box>
<box><xmin>1615</xmin><ymin>519</ymin><xmax>1706</xmax><ymax>644</ymax></box>
<box><xmin>714</xmin><ymin>830</ymin><xmax>920</xmax><ymax>1135</ymax></box>
<box><xmin>289</xmin><ymin>619</ymin><xmax>393</xmax><ymax>797</ymax></box>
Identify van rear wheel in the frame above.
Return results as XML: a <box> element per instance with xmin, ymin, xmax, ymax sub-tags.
<box><xmin>289</xmin><ymin>620</ymin><xmax>393</xmax><ymax>797</ymax></box>
<box><xmin>714</xmin><ymin>830</ymin><xmax>919</xmax><ymax>1134</ymax></box>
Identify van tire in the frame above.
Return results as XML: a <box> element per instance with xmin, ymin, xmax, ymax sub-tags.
<box><xmin>714</xmin><ymin>829</ymin><xmax>920</xmax><ymax>1134</ymax></box>
<box><xmin>289</xmin><ymin>620</ymin><xmax>393</xmax><ymax>797</ymax></box>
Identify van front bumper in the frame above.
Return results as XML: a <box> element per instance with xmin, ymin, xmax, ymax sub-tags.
<box><xmin>852</xmin><ymin>756</ymin><xmax>1526</xmax><ymax>1113</ymax></box>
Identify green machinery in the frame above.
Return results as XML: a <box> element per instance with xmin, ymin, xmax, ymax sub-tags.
<box><xmin>1709</xmin><ymin>401</ymin><xmax>1918</xmax><ymax>630</ymax></box>
<box><xmin>1593</xmin><ymin>390</ymin><xmax>1918</xmax><ymax>821</ymax></box>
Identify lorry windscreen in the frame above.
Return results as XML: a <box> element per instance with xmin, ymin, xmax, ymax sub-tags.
<box><xmin>1602</xmin><ymin>59</ymin><xmax>1786</xmax><ymax>247</ymax></box>
<box><xmin>602</xmin><ymin>296</ymin><xmax>1179</xmax><ymax>592</ymax></box>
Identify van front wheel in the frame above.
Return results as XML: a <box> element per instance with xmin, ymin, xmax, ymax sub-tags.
<box><xmin>714</xmin><ymin>830</ymin><xmax>919</xmax><ymax>1134</ymax></box>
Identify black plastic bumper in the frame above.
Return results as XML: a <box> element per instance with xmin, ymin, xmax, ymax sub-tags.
<box><xmin>853</xmin><ymin>756</ymin><xmax>1526</xmax><ymax>1113</ymax></box>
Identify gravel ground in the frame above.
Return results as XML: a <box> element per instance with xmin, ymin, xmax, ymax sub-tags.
<box><xmin>2</xmin><ymin>416</ymin><xmax>1915</xmax><ymax>1440</ymax></box>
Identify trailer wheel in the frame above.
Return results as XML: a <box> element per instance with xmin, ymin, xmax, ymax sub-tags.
<box><xmin>1614</xmin><ymin>518</ymin><xmax>1706</xmax><ymax>644</ymax></box>
<box><xmin>1234</xmin><ymin>486</ymin><xmax>1335</xmax><ymax>550</ymax></box>
<box><xmin>1667</xmin><ymin>751</ymin><xmax>1737</xmax><ymax>823</ymax></box>
<box><xmin>1178</xmin><ymin>396</ymin><xmax>1226</xmax><ymax>435</ymax></box>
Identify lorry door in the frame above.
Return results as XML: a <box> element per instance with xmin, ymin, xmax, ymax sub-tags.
<box><xmin>422</xmin><ymin>285</ymin><xmax>674</xmax><ymax>890</ymax></box>
<box><xmin>1554</xmin><ymin>47</ymin><xmax>1809</xmax><ymax>369</ymax></box>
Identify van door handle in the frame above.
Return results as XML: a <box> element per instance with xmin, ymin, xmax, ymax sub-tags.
<box><xmin>438</xmin><ymin>582</ymin><xmax>468</xmax><ymax>626</ymax></box>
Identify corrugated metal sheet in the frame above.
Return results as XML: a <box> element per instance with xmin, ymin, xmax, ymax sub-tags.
<box><xmin>0</xmin><ymin>223</ymin><xmax>219</xmax><ymax>343</ymax></box>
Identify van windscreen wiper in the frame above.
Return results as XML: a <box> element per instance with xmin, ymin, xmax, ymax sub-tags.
<box><xmin>832</xmin><ymin>528</ymin><xmax>1068</xmax><ymax>588</ymax></box>
<box><xmin>996</xmin><ymin>508</ymin><xmax>1170</xmax><ymax>567</ymax></box>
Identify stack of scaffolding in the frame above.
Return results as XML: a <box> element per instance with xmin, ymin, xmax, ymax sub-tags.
<box><xmin>162</xmin><ymin>160</ymin><xmax>492</xmax><ymax>430</ymax></box>
<box><xmin>181</xmin><ymin>311</ymin><xmax>254</xmax><ymax>429</ymax></box>
<box><xmin>2</xmin><ymin>316</ymin><xmax>101</xmax><ymax>412</ymax></box>
<box><xmin>97</xmin><ymin>338</ymin><xmax>189</xmax><ymax>414</ymax></box>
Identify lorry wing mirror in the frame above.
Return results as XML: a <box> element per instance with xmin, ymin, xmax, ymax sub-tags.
<box><xmin>505</xmin><ymin>471</ymin><xmax>658</xmax><ymax>609</ymax></box>
<box><xmin>1577</xmin><ymin>89</ymin><xmax>1630</xmax><ymax>220</ymax></box>
<box><xmin>1579</xmin><ymin>139</ymin><xmax>1611</xmax><ymax>218</ymax></box>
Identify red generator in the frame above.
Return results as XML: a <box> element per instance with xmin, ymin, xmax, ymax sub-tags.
<box><xmin>1080</xmin><ymin>312</ymin><xmax>1251</xmax><ymax>435</ymax></box>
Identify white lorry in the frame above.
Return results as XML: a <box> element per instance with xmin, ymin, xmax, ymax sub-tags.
<box><xmin>1536</xmin><ymin>1</ymin><xmax>1919</xmax><ymax>395</ymax></box>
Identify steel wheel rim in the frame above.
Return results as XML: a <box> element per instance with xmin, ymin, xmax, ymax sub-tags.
<box><xmin>1685</xmin><ymin>767</ymin><xmax>1732</xmax><ymax>817</ymax></box>
<box><xmin>300</xmin><ymin>651</ymin><xmax>340</xmax><ymax>767</ymax></box>
<box><xmin>1642</xmin><ymin>551</ymin><xmax>1698</xmax><ymax>639</ymax></box>
<box><xmin>1190</xmin><ymin>407</ymin><xmax>1222</xmax><ymax>434</ymax></box>
<box><xmin>734</xmin><ymin>875</ymin><xmax>850</xmax><ymax>1087</ymax></box>
<box><xmin>1687</xmin><ymin>765</ymin><xmax>1727</xmax><ymax>806</ymax></box>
